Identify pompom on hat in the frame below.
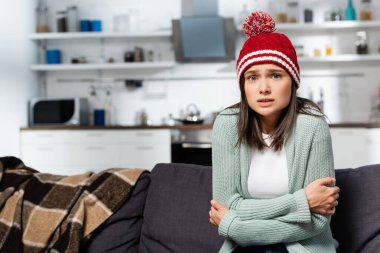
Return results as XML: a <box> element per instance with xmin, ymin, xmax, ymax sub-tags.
<box><xmin>236</xmin><ymin>11</ymin><xmax>300</xmax><ymax>88</ymax></box>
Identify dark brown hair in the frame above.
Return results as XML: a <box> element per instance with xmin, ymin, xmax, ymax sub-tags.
<box><xmin>233</xmin><ymin>77</ymin><xmax>324</xmax><ymax>151</ymax></box>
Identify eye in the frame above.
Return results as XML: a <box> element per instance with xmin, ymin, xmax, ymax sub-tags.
<box><xmin>272</xmin><ymin>73</ymin><xmax>282</xmax><ymax>79</ymax></box>
<box><xmin>246</xmin><ymin>75</ymin><xmax>257</xmax><ymax>81</ymax></box>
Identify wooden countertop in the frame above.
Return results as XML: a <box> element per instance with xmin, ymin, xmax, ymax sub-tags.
<box><xmin>20</xmin><ymin>122</ymin><xmax>380</xmax><ymax>131</ymax></box>
<box><xmin>20</xmin><ymin>124</ymin><xmax>214</xmax><ymax>131</ymax></box>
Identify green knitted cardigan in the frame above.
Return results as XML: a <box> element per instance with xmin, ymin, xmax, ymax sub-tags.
<box><xmin>212</xmin><ymin>107</ymin><xmax>337</xmax><ymax>253</ymax></box>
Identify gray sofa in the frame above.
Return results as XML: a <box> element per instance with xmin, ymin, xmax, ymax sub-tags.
<box><xmin>86</xmin><ymin>163</ymin><xmax>380</xmax><ymax>253</ymax></box>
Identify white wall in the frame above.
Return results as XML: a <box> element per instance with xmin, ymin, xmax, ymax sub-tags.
<box><xmin>0</xmin><ymin>1</ymin><xmax>39</xmax><ymax>156</ymax></box>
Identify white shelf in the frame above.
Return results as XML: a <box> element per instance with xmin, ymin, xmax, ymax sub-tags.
<box><xmin>30</xmin><ymin>62</ymin><xmax>176</xmax><ymax>71</ymax></box>
<box><xmin>299</xmin><ymin>54</ymin><xmax>380</xmax><ymax>63</ymax></box>
<box><xmin>30</xmin><ymin>30</ymin><xmax>172</xmax><ymax>40</ymax></box>
<box><xmin>238</xmin><ymin>21</ymin><xmax>380</xmax><ymax>33</ymax></box>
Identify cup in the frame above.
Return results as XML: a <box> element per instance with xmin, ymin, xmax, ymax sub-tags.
<box><xmin>91</xmin><ymin>20</ymin><xmax>102</xmax><ymax>32</ymax></box>
<box><xmin>46</xmin><ymin>49</ymin><xmax>62</xmax><ymax>64</ymax></box>
<box><xmin>80</xmin><ymin>20</ymin><xmax>92</xmax><ymax>32</ymax></box>
<box><xmin>94</xmin><ymin>109</ymin><xmax>105</xmax><ymax>126</ymax></box>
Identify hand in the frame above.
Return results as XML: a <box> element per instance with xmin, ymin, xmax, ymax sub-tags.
<box><xmin>305</xmin><ymin>177</ymin><xmax>340</xmax><ymax>215</ymax></box>
<box><xmin>209</xmin><ymin>200</ymin><xmax>229</xmax><ymax>227</ymax></box>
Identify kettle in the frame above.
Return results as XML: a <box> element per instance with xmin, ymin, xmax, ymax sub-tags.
<box><xmin>175</xmin><ymin>103</ymin><xmax>204</xmax><ymax>124</ymax></box>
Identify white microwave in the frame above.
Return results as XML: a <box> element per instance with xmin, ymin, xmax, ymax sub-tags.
<box><xmin>29</xmin><ymin>97</ymin><xmax>89</xmax><ymax>126</ymax></box>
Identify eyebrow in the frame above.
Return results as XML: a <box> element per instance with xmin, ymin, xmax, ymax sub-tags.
<box><xmin>244</xmin><ymin>69</ymin><xmax>285</xmax><ymax>76</ymax></box>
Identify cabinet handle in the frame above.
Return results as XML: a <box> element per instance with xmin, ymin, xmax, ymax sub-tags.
<box><xmin>136</xmin><ymin>146</ymin><xmax>154</xmax><ymax>150</ymax></box>
<box><xmin>182</xmin><ymin>143</ymin><xmax>212</xmax><ymax>149</ymax></box>
<box><xmin>136</xmin><ymin>133</ymin><xmax>154</xmax><ymax>137</ymax></box>
<box><xmin>86</xmin><ymin>147</ymin><xmax>105</xmax><ymax>151</ymax></box>
<box><xmin>36</xmin><ymin>134</ymin><xmax>53</xmax><ymax>138</ymax></box>
<box><xmin>86</xmin><ymin>133</ymin><xmax>105</xmax><ymax>137</ymax></box>
<box><xmin>37</xmin><ymin>147</ymin><xmax>54</xmax><ymax>151</ymax></box>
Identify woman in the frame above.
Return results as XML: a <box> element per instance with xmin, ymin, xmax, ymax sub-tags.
<box><xmin>209</xmin><ymin>12</ymin><xmax>339</xmax><ymax>253</ymax></box>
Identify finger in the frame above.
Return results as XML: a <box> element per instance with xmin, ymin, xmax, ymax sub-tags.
<box><xmin>209</xmin><ymin>218</ymin><xmax>217</xmax><ymax>226</ymax></box>
<box><xmin>211</xmin><ymin>200</ymin><xmax>222</xmax><ymax>209</ymax></box>
<box><xmin>331</xmin><ymin>186</ymin><xmax>340</xmax><ymax>193</ymax></box>
<box><xmin>332</xmin><ymin>200</ymin><xmax>338</xmax><ymax>207</ymax></box>
<box><xmin>317</xmin><ymin>177</ymin><xmax>336</xmax><ymax>186</ymax></box>
<box><xmin>326</xmin><ymin>207</ymin><xmax>336</xmax><ymax>215</ymax></box>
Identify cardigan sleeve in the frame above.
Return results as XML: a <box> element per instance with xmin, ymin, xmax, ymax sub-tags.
<box><xmin>212</xmin><ymin>114</ymin><xmax>310</xmax><ymax>222</ymax></box>
<box><xmin>217</xmin><ymin>117</ymin><xmax>335</xmax><ymax>246</ymax></box>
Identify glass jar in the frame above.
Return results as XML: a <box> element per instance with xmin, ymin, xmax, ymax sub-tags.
<box><xmin>66</xmin><ymin>6</ymin><xmax>78</xmax><ymax>32</ymax></box>
<box><xmin>56</xmin><ymin>11</ymin><xmax>67</xmax><ymax>32</ymax></box>
<box><xmin>36</xmin><ymin>0</ymin><xmax>49</xmax><ymax>33</ymax></box>
<box><xmin>286</xmin><ymin>1</ymin><xmax>299</xmax><ymax>23</ymax></box>
<box><xmin>360</xmin><ymin>0</ymin><xmax>373</xmax><ymax>21</ymax></box>
<box><xmin>275</xmin><ymin>2</ymin><xmax>287</xmax><ymax>23</ymax></box>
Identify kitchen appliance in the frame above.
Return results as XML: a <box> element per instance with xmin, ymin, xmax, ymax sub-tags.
<box><xmin>172</xmin><ymin>16</ymin><xmax>236</xmax><ymax>62</ymax></box>
<box><xmin>29</xmin><ymin>97</ymin><xmax>89</xmax><ymax>126</ymax></box>
<box><xmin>174</xmin><ymin>103</ymin><xmax>204</xmax><ymax>124</ymax></box>
<box><xmin>171</xmin><ymin>129</ymin><xmax>212</xmax><ymax>166</ymax></box>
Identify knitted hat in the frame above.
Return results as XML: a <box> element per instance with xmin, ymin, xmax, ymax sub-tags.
<box><xmin>236</xmin><ymin>11</ymin><xmax>300</xmax><ymax>88</ymax></box>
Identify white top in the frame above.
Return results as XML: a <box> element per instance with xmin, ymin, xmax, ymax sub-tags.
<box><xmin>248</xmin><ymin>133</ymin><xmax>289</xmax><ymax>199</ymax></box>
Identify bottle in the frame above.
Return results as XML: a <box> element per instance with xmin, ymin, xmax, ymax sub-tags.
<box><xmin>36</xmin><ymin>0</ymin><xmax>49</xmax><ymax>33</ymax></box>
<box><xmin>66</xmin><ymin>6</ymin><xmax>78</xmax><ymax>32</ymax></box>
<box><xmin>345</xmin><ymin>0</ymin><xmax>356</xmax><ymax>20</ymax></box>
<box><xmin>317</xmin><ymin>88</ymin><xmax>324</xmax><ymax>112</ymax></box>
<box><xmin>360</xmin><ymin>0</ymin><xmax>373</xmax><ymax>21</ymax></box>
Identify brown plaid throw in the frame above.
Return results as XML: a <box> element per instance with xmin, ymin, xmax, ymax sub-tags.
<box><xmin>0</xmin><ymin>156</ymin><xmax>147</xmax><ymax>253</ymax></box>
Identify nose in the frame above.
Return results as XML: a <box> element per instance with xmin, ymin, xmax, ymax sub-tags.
<box><xmin>259</xmin><ymin>80</ymin><xmax>271</xmax><ymax>95</ymax></box>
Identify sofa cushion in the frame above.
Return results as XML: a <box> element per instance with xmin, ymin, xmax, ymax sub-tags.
<box><xmin>138</xmin><ymin>163</ymin><xmax>224</xmax><ymax>253</ymax></box>
<box><xmin>84</xmin><ymin>172</ymin><xmax>150</xmax><ymax>253</ymax></box>
<box><xmin>331</xmin><ymin>164</ymin><xmax>380</xmax><ymax>253</ymax></box>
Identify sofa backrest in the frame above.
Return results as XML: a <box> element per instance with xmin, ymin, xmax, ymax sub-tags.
<box><xmin>138</xmin><ymin>163</ymin><xmax>224</xmax><ymax>253</ymax></box>
<box><xmin>331</xmin><ymin>164</ymin><xmax>380</xmax><ymax>253</ymax></box>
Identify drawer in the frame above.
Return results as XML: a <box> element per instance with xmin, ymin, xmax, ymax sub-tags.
<box><xmin>21</xmin><ymin>131</ymin><xmax>71</xmax><ymax>144</ymax></box>
<box><xmin>70</xmin><ymin>130</ymin><xmax>120</xmax><ymax>144</ymax></box>
<box><xmin>119</xmin><ymin>144</ymin><xmax>171</xmax><ymax>169</ymax></box>
<box><xmin>118</xmin><ymin>130</ymin><xmax>171</xmax><ymax>144</ymax></box>
<box><xmin>21</xmin><ymin>144</ymin><xmax>71</xmax><ymax>166</ymax></box>
<box><xmin>71</xmin><ymin>144</ymin><xmax>120</xmax><ymax>166</ymax></box>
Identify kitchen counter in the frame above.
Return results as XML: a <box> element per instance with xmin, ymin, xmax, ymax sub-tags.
<box><xmin>20</xmin><ymin>122</ymin><xmax>380</xmax><ymax>131</ymax></box>
<box><xmin>20</xmin><ymin>124</ymin><xmax>214</xmax><ymax>131</ymax></box>
<box><xmin>329</xmin><ymin>123</ymin><xmax>380</xmax><ymax>128</ymax></box>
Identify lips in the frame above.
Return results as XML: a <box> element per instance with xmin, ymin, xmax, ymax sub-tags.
<box><xmin>257</xmin><ymin>98</ymin><xmax>274</xmax><ymax>107</ymax></box>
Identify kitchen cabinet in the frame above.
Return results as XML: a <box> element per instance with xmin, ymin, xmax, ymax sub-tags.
<box><xmin>330</xmin><ymin>128</ymin><xmax>368</xmax><ymax>169</ymax></box>
<box><xmin>20</xmin><ymin>130</ymin><xmax>72</xmax><ymax>174</ymax></box>
<box><xmin>368</xmin><ymin>128</ymin><xmax>380</xmax><ymax>165</ymax></box>
<box><xmin>20</xmin><ymin>129</ymin><xmax>171</xmax><ymax>175</ymax></box>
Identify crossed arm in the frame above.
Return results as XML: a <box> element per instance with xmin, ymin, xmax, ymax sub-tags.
<box><xmin>210</xmin><ymin>116</ymin><xmax>339</xmax><ymax>246</ymax></box>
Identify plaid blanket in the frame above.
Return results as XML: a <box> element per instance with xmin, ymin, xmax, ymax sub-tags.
<box><xmin>0</xmin><ymin>156</ymin><xmax>147</xmax><ymax>253</ymax></box>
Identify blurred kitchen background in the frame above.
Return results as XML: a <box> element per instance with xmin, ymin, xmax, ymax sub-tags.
<box><xmin>1</xmin><ymin>0</ymin><xmax>380</xmax><ymax>174</ymax></box>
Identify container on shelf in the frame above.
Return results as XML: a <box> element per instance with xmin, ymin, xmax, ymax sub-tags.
<box><xmin>275</xmin><ymin>2</ymin><xmax>287</xmax><ymax>23</ymax></box>
<box><xmin>36</xmin><ymin>0</ymin><xmax>49</xmax><ymax>33</ymax></box>
<box><xmin>286</xmin><ymin>1</ymin><xmax>299</xmax><ymax>23</ymax></box>
<box><xmin>304</xmin><ymin>9</ymin><xmax>313</xmax><ymax>23</ymax></box>
<box><xmin>360</xmin><ymin>0</ymin><xmax>373</xmax><ymax>21</ymax></box>
<box><xmin>46</xmin><ymin>49</ymin><xmax>62</xmax><ymax>64</ymax></box>
<box><xmin>66</xmin><ymin>6</ymin><xmax>78</xmax><ymax>32</ymax></box>
<box><xmin>345</xmin><ymin>0</ymin><xmax>357</xmax><ymax>20</ymax></box>
<box><xmin>356</xmin><ymin>31</ymin><xmax>369</xmax><ymax>54</ymax></box>
<box><xmin>57</xmin><ymin>11</ymin><xmax>67</xmax><ymax>32</ymax></box>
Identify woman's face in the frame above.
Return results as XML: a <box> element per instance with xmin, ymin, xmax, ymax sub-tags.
<box><xmin>243</xmin><ymin>63</ymin><xmax>292</xmax><ymax>124</ymax></box>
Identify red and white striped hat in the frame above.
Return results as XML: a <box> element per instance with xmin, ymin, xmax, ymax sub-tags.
<box><xmin>237</xmin><ymin>11</ymin><xmax>300</xmax><ymax>88</ymax></box>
